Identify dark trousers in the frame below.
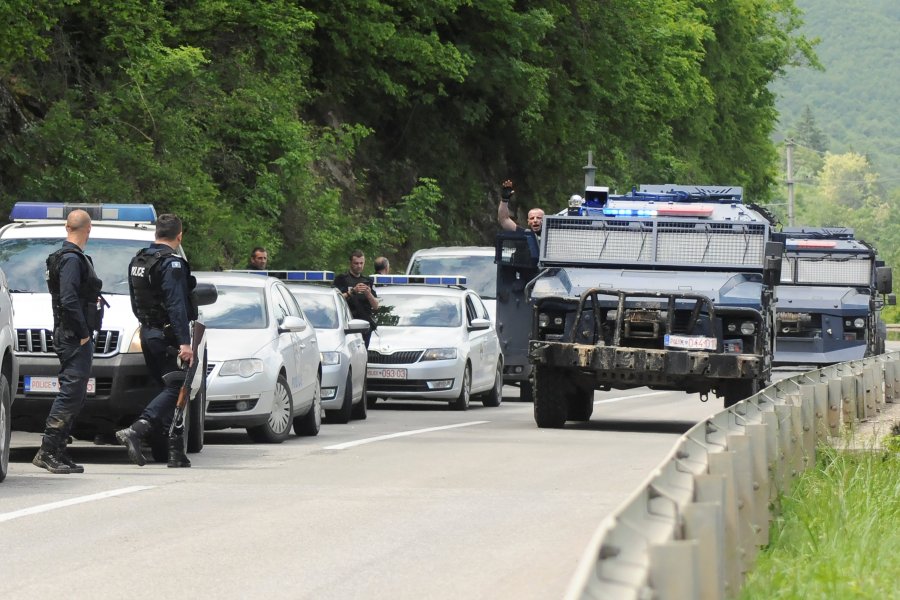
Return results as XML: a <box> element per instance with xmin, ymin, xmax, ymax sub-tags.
<box><xmin>138</xmin><ymin>328</ymin><xmax>182</xmax><ymax>431</ymax></box>
<box><xmin>44</xmin><ymin>335</ymin><xmax>94</xmax><ymax>446</ymax></box>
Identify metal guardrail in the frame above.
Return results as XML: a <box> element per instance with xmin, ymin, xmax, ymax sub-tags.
<box><xmin>565</xmin><ymin>352</ymin><xmax>900</xmax><ymax>600</ymax></box>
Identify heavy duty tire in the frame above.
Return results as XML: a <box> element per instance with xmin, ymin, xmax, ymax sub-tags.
<box><xmin>533</xmin><ymin>366</ymin><xmax>568</xmax><ymax>428</ymax></box>
<box><xmin>0</xmin><ymin>374</ymin><xmax>11</xmax><ymax>483</ymax></box>
<box><xmin>293</xmin><ymin>375</ymin><xmax>322</xmax><ymax>437</ymax></box>
<box><xmin>520</xmin><ymin>379</ymin><xmax>533</xmax><ymax>403</ymax></box>
<box><xmin>326</xmin><ymin>373</ymin><xmax>353</xmax><ymax>424</ymax></box>
<box><xmin>566</xmin><ymin>386</ymin><xmax>594</xmax><ymax>422</ymax></box>
<box><xmin>351</xmin><ymin>378</ymin><xmax>368</xmax><ymax>421</ymax></box>
<box><xmin>248</xmin><ymin>375</ymin><xmax>293</xmax><ymax>443</ymax></box>
<box><xmin>187</xmin><ymin>354</ymin><xmax>208</xmax><ymax>453</ymax></box>
<box><xmin>482</xmin><ymin>361</ymin><xmax>503</xmax><ymax>407</ymax></box>
<box><xmin>722</xmin><ymin>378</ymin><xmax>761</xmax><ymax>408</ymax></box>
<box><xmin>450</xmin><ymin>364</ymin><xmax>471</xmax><ymax>411</ymax></box>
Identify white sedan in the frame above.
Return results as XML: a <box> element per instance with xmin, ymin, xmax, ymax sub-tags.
<box><xmin>286</xmin><ymin>282</ymin><xmax>370</xmax><ymax>423</ymax></box>
<box><xmin>366</xmin><ymin>279</ymin><xmax>503</xmax><ymax>410</ymax></box>
<box><xmin>197</xmin><ymin>272</ymin><xmax>322</xmax><ymax>442</ymax></box>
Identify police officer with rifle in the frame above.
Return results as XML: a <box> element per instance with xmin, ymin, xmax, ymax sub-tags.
<box><xmin>33</xmin><ymin>209</ymin><xmax>105</xmax><ymax>474</ymax></box>
<box><xmin>116</xmin><ymin>214</ymin><xmax>197</xmax><ymax>468</ymax></box>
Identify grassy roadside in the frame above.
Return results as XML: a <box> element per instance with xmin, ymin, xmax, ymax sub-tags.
<box><xmin>740</xmin><ymin>438</ymin><xmax>900</xmax><ymax>599</ymax></box>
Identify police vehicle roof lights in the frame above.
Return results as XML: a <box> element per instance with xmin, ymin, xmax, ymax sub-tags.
<box><xmin>373</xmin><ymin>275</ymin><xmax>467</xmax><ymax>286</ymax></box>
<box><xmin>10</xmin><ymin>202</ymin><xmax>157</xmax><ymax>223</ymax></box>
<box><xmin>601</xmin><ymin>202</ymin><xmax>715</xmax><ymax>218</ymax></box>
<box><xmin>227</xmin><ymin>270</ymin><xmax>335</xmax><ymax>282</ymax></box>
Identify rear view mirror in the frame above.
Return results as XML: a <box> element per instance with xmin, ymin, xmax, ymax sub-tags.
<box><xmin>193</xmin><ymin>282</ymin><xmax>218</xmax><ymax>306</ymax></box>
<box><xmin>468</xmin><ymin>318</ymin><xmax>491</xmax><ymax>331</ymax></box>
<box><xmin>279</xmin><ymin>315</ymin><xmax>307</xmax><ymax>333</ymax></box>
<box><xmin>763</xmin><ymin>241</ymin><xmax>784</xmax><ymax>288</ymax></box>
<box><xmin>876</xmin><ymin>266</ymin><xmax>893</xmax><ymax>294</ymax></box>
<box><xmin>345</xmin><ymin>319</ymin><xmax>371</xmax><ymax>334</ymax></box>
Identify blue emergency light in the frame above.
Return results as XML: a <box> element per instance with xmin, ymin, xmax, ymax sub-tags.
<box><xmin>602</xmin><ymin>208</ymin><xmax>659</xmax><ymax>217</ymax></box>
<box><xmin>373</xmin><ymin>275</ymin><xmax>467</xmax><ymax>286</ymax></box>
<box><xmin>10</xmin><ymin>202</ymin><xmax>157</xmax><ymax>223</ymax></box>
<box><xmin>227</xmin><ymin>270</ymin><xmax>335</xmax><ymax>282</ymax></box>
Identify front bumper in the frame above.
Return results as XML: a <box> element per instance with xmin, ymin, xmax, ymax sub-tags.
<box><xmin>366</xmin><ymin>359</ymin><xmax>462</xmax><ymax>400</ymax></box>
<box><xmin>204</xmin><ymin>370</ymin><xmax>276</xmax><ymax>429</ymax></box>
<box><xmin>773</xmin><ymin>337</ymin><xmax>867</xmax><ymax>367</ymax></box>
<box><xmin>12</xmin><ymin>352</ymin><xmax>158</xmax><ymax>435</ymax></box>
<box><xmin>320</xmin><ymin>363</ymin><xmax>348</xmax><ymax>410</ymax></box>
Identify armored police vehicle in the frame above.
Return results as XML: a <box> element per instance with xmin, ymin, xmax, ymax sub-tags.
<box><xmin>0</xmin><ymin>203</ymin><xmax>209</xmax><ymax>458</ymax></box>
<box><xmin>496</xmin><ymin>184</ymin><xmax>782</xmax><ymax>427</ymax></box>
<box><xmin>773</xmin><ymin>227</ymin><xmax>894</xmax><ymax>367</ymax></box>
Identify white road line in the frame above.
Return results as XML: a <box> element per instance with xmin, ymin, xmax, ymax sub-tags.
<box><xmin>594</xmin><ymin>391</ymin><xmax>670</xmax><ymax>405</ymax></box>
<box><xmin>0</xmin><ymin>485</ymin><xmax>155</xmax><ymax>524</ymax></box>
<box><xmin>324</xmin><ymin>421</ymin><xmax>490</xmax><ymax>450</ymax></box>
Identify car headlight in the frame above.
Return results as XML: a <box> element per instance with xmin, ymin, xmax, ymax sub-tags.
<box><xmin>739</xmin><ymin>321</ymin><xmax>756</xmax><ymax>335</ymax></box>
<box><xmin>321</xmin><ymin>351</ymin><xmax>341</xmax><ymax>366</ymax></box>
<box><xmin>126</xmin><ymin>327</ymin><xmax>142</xmax><ymax>353</ymax></box>
<box><xmin>219</xmin><ymin>358</ymin><xmax>264</xmax><ymax>378</ymax></box>
<box><xmin>422</xmin><ymin>348</ymin><xmax>458</xmax><ymax>361</ymax></box>
<box><xmin>853</xmin><ymin>318</ymin><xmax>866</xmax><ymax>329</ymax></box>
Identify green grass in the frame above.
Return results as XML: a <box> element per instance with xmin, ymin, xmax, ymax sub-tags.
<box><xmin>740</xmin><ymin>443</ymin><xmax>900</xmax><ymax>599</ymax></box>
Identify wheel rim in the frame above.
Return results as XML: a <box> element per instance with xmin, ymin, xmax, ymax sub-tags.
<box><xmin>269</xmin><ymin>381</ymin><xmax>291</xmax><ymax>434</ymax></box>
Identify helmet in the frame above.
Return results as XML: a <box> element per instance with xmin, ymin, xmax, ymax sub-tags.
<box><xmin>568</xmin><ymin>194</ymin><xmax>584</xmax><ymax>208</ymax></box>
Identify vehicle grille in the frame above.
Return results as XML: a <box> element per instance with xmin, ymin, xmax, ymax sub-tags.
<box><xmin>16</xmin><ymin>329</ymin><xmax>121</xmax><ymax>356</ymax></box>
<box><xmin>367</xmin><ymin>379</ymin><xmax>431</xmax><ymax>392</ymax></box>
<box><xmin>206</xmin><ymin>362</ymin><xmax>216</xmax><ymax>377</ymax></box>
<box><xmin>368</xmin><ymin>350</ymin><xmax>423</xmax><ymax>365</ymax></box>
<box><xmin>17</xmin><ymin>376</ymin><xmax>114</xmax><ymax>397</ymax></box>
<box><xmin>207</xmin><ymin>398</ymin><xmax>259</xmax><ymax>413</ymax></box>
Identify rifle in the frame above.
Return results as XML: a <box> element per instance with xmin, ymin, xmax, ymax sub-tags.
<box><xmin>169</xmin><ymin>320</ymin><xmax>207</xmax><ymax>438</ymax></box>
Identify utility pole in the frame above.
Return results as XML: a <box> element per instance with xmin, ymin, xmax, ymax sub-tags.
<box><xmin>786</xmin><ymin>138</ymin><xmax>795</xmax><ymax>227</ymax></box>
<box><xmin>584</xmin><ymin>150</ymin><xmax>596</xmax><ymax>189</ymax></box>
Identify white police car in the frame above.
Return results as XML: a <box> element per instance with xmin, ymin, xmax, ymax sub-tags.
<box><xmin>198</xmin><ymin>272</ymin><xmax>322</xmax><ymax>442</ymax></box>
<box><xmin>0</xmin><ymin>203</ymin><xmax>208</xmax><ymax>454</ymax></box>
<box><xmin>366</xmin><ymin>275</ymin><xmax>502</xmax><ymax>410</ymax></box>
<box><xmin>406</xmin><ymin>246</ymin><xmax>497</xmax><ymax>322</ymax></box>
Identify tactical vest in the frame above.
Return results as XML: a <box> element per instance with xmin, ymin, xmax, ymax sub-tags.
<box><xmin>128</xmin><ymin>247</ymin><xmax>197</xmax><ymax>328</ymax></box>
<box><xmin>46</xmin><ymin>247</ymin><xmax>105</xmax><ymax>333</ymax></box>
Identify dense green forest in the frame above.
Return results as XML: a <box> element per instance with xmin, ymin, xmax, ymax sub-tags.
<box><xmin>767</xmin><ymin>0</ymin><xmax>900</xmax><ymax>319</ymax></box>
<box><xmin>0</xmin><ymin>1</ymin><xmax>815</xmax><ymax>271</ymax></box>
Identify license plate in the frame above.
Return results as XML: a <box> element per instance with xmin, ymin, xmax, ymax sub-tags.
<box><xmin>664</xmin><ymin>335</ymin><xmax>717</xmax><ymax>351</ymax></box>
<box><xmin>24</xmin><ymin>376</ymin><xmax>96</xmax><ymax>395</ymax></box>
<box><xmin>367</xmin><ymin>367</ymin><xmax>407</xmax><ymax>379</ymax></box>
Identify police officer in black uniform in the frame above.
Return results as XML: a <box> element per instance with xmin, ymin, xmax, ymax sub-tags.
<box><xmin>33</xmin><ymin>209</ymin><xmax>104</xmax><ymax>474</ymax></box>
<box><xmin>334</xmin><ymin>250</ymin><xmax>379</xmax><ymax>346</ymax></box>
<box><xmin>116</xmin><ymin>214</ymin><xmax>197</xmax><ymax>468</ymax></box>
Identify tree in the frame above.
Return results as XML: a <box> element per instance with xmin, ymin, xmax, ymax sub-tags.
<box><xmin>792</xmin><ymin>105</ymin><xmax>828</xmax><ymax>153</ymax></box>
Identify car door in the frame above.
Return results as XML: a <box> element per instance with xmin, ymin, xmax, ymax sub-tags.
<box><xmin>270</xmin><ymin>283</ymin><xmax>302</xmax><ymax>402</ymax></box>
<box><xmin>340</xmin><ymin>293</ymin><xmax>367</xmax><ymax>401</ymax></box>
<box><xmin>465</xmin><ymin>293</ymin><xmax>491</xmax><ymax>391</ymax></box>
<box><xmin>474</xmin><ymin>293</ymin><xmax>501</xmax><ymax>377</ymax></box>
<box><xmin>277</xmin><ymin>284</ymin><xmax>318</xmax><ymax>406</ymax></box>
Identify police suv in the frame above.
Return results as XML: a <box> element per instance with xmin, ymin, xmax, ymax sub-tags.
<box><xmin>0</xmin><ymin>203</ymin><xmax>208</xmax><ymax>454</ymax></box>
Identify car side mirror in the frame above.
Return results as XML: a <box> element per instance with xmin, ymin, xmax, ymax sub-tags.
<box><xmin>279</xmin><ymin>315</ymin><xmax>307</xmax><ymax>333</ymax></box>
<box><xmin>345</xmin><ymin>318</ymin><xmax>371</xmax><ymax>334</ymax></box>
<box><xmin>468</xmin><ymin>318</ymin><xmax>491</xmax><ymax>331</ymax></box>
<box><xmin>193</xmin><ymin>282</ymin><xmax>218</xmax><ymax>306</ymax></box>
<box><xmin>876</xmin><ymin>266</ymin><xmax>893</xmax><ymax>294</ymax></box>
<box><xmin>763</xmin><ymin>241</ymin><xmax>784</xmax><ymax>288</ymax></box>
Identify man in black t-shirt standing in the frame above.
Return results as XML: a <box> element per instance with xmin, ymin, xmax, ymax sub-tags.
<box><xmin>334</xmin><ymin>250</ymin><xmax>378</xmax><ymax>346</ymax></box>
<box><xmin>497</xmin><ymin>179</ymin><xmax>545</xmax><ymax>238</ymax></box>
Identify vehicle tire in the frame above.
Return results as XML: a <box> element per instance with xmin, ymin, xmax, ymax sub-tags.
<box><xmin>366</xmin><ymin>392</ymin><xmax>378</xmax><ymax>409</ymax></box>
<box><xmin>567</xmin><ymin>386</ymin><xmax>594</xmax><ymax>421</ymax></box>
<box><xmin>482</xmin><ymin>361</ymin><xmax>503</xmax><ymax>407</ymax></box>
<box><xmin>520</xmin><ymin>379</ymin><xmax>533</xmax><ymax>403</ymax></box>
<box><xmin>187</xmin><ymin>354</ymin><xmax>207</xmax><ymax>453</ymax></box>
<box><xmin>1</xmin><ymin>374</ymin><xmax>11</xmax><ymax>483</ymax></box>
<box><xmin>722</xmin><ymin>378</ymin><xmax>760</xmax><ymax>408</ymax></box>
<box><xmin>533</xmin><ymin>366</ymin><xmax>568</xmax><ymax>428</ymax></box>
<box><xmin>450</xmin><ymin>364</ymin><xmax>471</xmax><ymax>411</ymax></box>
<box><xmin>293</xmin><ymin>374</ymin><xmax>322</xmax><ymax>437</ymax></box>
<box><xmin>326</xmin><ymin>373</ymin><xmax>353</xmax><ymax>424</ymax></box>
<box><xmin>248</xmin><ymin>375</ymin><xmax>293</xmax><ymax>443</ymax></box>
<box><xmin>351</xmin><ymin>378</ymin><xmax>368</xmax><ymax>421</ymax></box>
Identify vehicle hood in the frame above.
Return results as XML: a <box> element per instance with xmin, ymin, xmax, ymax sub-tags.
<box><xmin>11</xmin><ymin>292</ymin><xmax>138</xmax><ymax>333</ymax></box>
<box><xmin>368</xmin><ymin>326</ymin><xmax>464</xmax><ymax>353</ymax></box>
<box><xmin>531</xmin><ymin>268</ymin><xmax>764</xmax><ymax>307</ymax></box>
<box><xmin>776</xmin><ymin>285</ymin><xmax>870</xmax><ymax>313</ymax></box>
<box><xmin>204</xmin><ymin>327</ymin><xmax>274</xmax><ymax>361</ymax></box>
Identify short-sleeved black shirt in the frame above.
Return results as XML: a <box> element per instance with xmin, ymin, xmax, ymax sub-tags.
<box><xmin>334</xmin><ymin>272</ymin><xmax>378</xmax><ymax>326</ymax></box>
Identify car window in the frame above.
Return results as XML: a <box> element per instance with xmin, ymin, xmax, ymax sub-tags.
<box><xmin>290</xmin><ymin>289</ymin><xmax>340</xmax><ymax>329</ymax></box>
<box><xmin>271</xmin><ymin>284</ymin><xmax>293</xmax><ymax>324</ymax></box>
<box><xmin>375</xmin><ymin>293</ymin><xmax>462</xmax><ymax>328</ymax></box>
<box><xmin>275</xmin><ymin>284</ymin><xmax>305</xmax><ymax>319</ymax></box>
<box><xmin>201</xmin><ymin>285</ymin><xmax>268</xmax><ymax>329</ymax></box>
<box><xmin>0</xmin><ymin>237</ymin><xmax>151</xmax><ymax>295</ymax></box>
<box><xmin>472</xmin><ymin>294</ymin><xmax>490</xmax><ymax>320</ymax></box>
<box><xmin>465</xmin><ymin>296</ymin><xmax>478</xmax><ymax>323</ymax></box>
<box><xmin>408</xmin><ymin>254</ymin><xmax>496</xmax><ymax>299</ymax></box>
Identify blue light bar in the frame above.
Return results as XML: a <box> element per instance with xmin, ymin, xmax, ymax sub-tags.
<box><xmin>373</xmin><ymin>275</ymin><xmax>467</xmax><ymax>286</ymax></box>
<box><xmin>227</xmin><ymin>270</ymin><xmax>335</xmax><ymax>282</ymax></box>
<box><xmin>10</xmin><ymin>202</ymin><xmax>157</xmax><ymax>223</ymax></box>
<box><xmin>602</xmin><ymin>208</ymin><xmax>658</xmax><ymax>217</ymax></box>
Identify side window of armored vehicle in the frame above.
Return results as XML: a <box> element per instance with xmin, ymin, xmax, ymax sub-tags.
<box><xmin>498</xmin><ymin>238</ymin><xmax>537</xmax><ymax>268</ymax></box>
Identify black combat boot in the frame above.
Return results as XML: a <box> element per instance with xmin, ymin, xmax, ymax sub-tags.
<box><xmin>167</xmin><ymin>434</ymin><xmax>191</xmax><ymax>468</ymax></box>
<box><xmin>59</xmin><ymin>447</ymin><xmax>85</xmax><ymax>473</ymax></box>
<box><xmin>32</xmin><ymin>438</ymin><xmax>72</xmax><ymax>474</ymax></box>
<box><xmin>115</xmin><ymin>418</ymin><xmax>152</xmax><ymax>466</ymax></box>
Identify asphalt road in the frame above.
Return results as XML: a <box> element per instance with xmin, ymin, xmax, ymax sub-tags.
<box><xmin>1</xmin><ymin>384</ymin><xmax>791</xmax><ymax>599</ymax></box>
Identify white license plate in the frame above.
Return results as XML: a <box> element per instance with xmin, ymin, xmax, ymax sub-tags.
<box><xmin>664</xmin><ymin>335</ymin><xmax>717</xmax><ymax>351</ymax></box>
<box><xmin>24</xmin><ymin>376</ymin><xmax>96</xmax><ymax>395</ymax></box>
<box><xmin>367</xmin><ymin>367</ymin><xmax>408</xmax><ymax>379</ymax></box>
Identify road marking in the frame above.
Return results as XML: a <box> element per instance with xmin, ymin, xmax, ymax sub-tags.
<box><xmin>594</xmin><ymin>391</ymin><xmax>670</xmax><ymax>405</ymax></box>
<box><xmin>0</xmin><ymin>486</ymin><xmax>155</xmax><ymax>524</ymax></box>
<box><xmin>324</xmin><ymin>421</ymin><xmax>490</xmax><ymax>450</ymax></box>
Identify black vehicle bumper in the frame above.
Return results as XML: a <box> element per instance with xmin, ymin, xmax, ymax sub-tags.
<box><xmin>529</xmin><ymin>341</ymin><xmax>765</xmax><ymax>387</ymax></box>
<box><xmin>12</xmin><ymin>352</ymin><xmax>159</xmax><ymax>436</ymax></box>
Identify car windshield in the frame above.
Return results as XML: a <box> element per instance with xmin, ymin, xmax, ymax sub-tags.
<box><xmin>408</xmin><ymin>254</ymin><xmax>496</xmax><ymax>299</ymax></box>
<box><xmin>290</xmin><ymin>290</ymin><xmax>339</xmax><ymax>329</ymax></box>
<box><xmin>201</xmin><ymin>285</ymin><xmax>268</xmax><ymax>329</ymax></box>
<box><xmin>0</xmin><ymin>237</ymin><xmax>151</xmax><ymax>295</ymax></box>
<box><xmin>375</xmin><ymin>294</ymin><xmax>461</xmax><ymax>328</ymax></box>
